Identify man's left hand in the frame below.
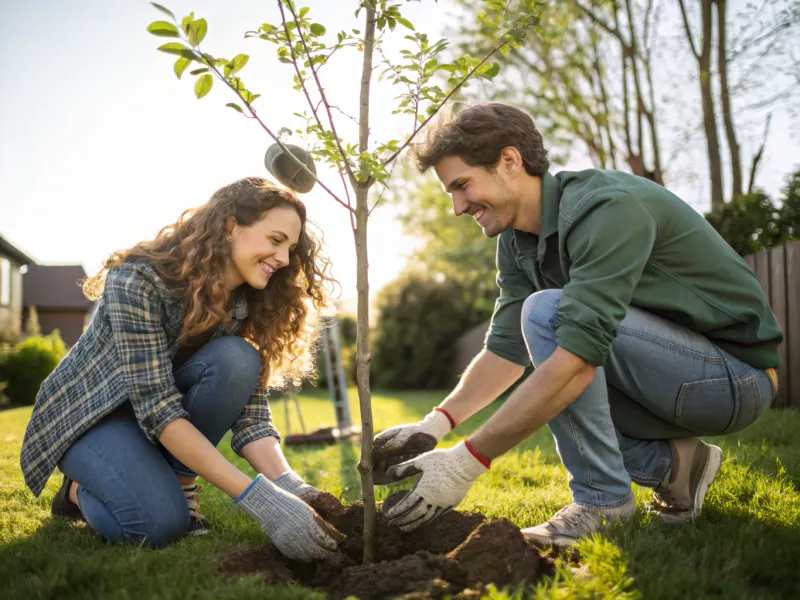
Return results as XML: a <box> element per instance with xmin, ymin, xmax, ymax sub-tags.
<box><xmin>273</xmin><ymin>470</ymin><xmax>346</xmax><ymax>518</ymax></box>
<box><xmin>382</xmin><ymin>441</ymin><xmax>489</xmax><ymax>532</ymax></box>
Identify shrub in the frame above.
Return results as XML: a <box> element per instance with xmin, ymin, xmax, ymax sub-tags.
<box><xmin>0</xmin><ymin>331</ymin><xmax>67</xmax><ymax>405</ymax></box>
<box><xmin>371</xmin><ymin>271</ymin><xmax>472</xmax><ymax>389</ymax></box>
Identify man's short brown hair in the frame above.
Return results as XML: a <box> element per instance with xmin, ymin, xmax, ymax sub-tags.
<box><xmin>411</xmin><ymin>103</ymin><xmax>550</xmax><ymax>176</ymax></box>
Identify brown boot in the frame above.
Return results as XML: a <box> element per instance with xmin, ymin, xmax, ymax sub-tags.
<box><xmin>647</xmin><ymin>438</ymin><xmax>722</xmax><ymax>524</ymax></box>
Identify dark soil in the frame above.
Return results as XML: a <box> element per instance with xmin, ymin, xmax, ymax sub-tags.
<box><xmin>218</xmin><ymin>491</ymin><xmax>554</xmax><ymax>599</ymax></box>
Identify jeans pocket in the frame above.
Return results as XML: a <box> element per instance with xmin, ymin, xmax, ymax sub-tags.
<box><xmin>725</xmin><ymin>374</ymin><xmax>763</xmax><ymax>434</ymax></box>
<box><xmin>675</xmin><ymin>378</ymin><xmax>735</xmax><ymax>435</ymax></box>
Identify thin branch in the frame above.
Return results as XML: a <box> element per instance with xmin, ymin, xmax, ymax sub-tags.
<box><xmin>203</xmin><ymin>61</ymin><xmax>353</xmax><ymax>212</ymax></box>
<box><xmin>283</xmin><ymin>1</ymin><xmax>358</xmax><ymax>187</ymax></box>
<box><xmin>748</xmin><ymin>112</ymin><xmax>772</xmax><ymax>194</ymax></box>
<box><xmin>278</xmin><ymin>10</ymin><xmax>326</xmax><ymax>133</ymax></box>
<box><xmin>572</xmin><ymin>0</ymin><xmax>633</xmax><ymax>55</ymax></box>
<box><xmin>368</xmin><ymin>158</ymin><xmax>400</xmax><ymax>215</ymax></box>
<box><xmin>341</xmin><ymin>170</ymin><xmax>356</xmax><ymax>230</ymax></box>
<box><xmin>381</xmin><ymin>37</ymin><xmax>513</xmax><ymax>167</ymax></box>
<box><xmin>677</xmin><ymin>0</ymin><xmax>699</xmax><ymax>60</ymax></box>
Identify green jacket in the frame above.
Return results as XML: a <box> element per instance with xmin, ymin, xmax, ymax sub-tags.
<box><xmin>486</xmin><ymin>169</ymin><xmax>783</xmax><ymax>369</ymax></box>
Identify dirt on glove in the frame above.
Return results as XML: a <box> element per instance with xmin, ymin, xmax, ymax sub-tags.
<box><xmin>218</xmin><ymin>491</ymin><xmax>555</xmax><ymax>599</ymax></box>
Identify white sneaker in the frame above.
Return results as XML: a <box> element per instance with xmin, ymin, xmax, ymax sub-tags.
<box><xmin>522</xmin><ymin>497</ymin><xmax>635</xmax><ymax>548</ymax></box>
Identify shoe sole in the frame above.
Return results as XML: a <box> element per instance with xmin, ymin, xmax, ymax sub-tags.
<box><xmin>521</xmin><ymin>501</ymin><xmax>636</xmax><ymax>549</ymax></box>
<box><xmin>657</xmin><ymin>443</ymin><xmax>722</xmax><ymax>525</ymax></box>
<box><xmin>521</xmin><ymin>529</ymin><xmax>578</xmax><ymax>549</ymax></box>
<box><xmin>693</xmin><ymin>444</ymin><xmax>722</xmax><ymax>517</ymax></box>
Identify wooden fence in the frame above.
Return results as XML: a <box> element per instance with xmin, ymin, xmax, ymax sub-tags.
<box><xmin>743</xmin><ymin>240</ymin><xmax>800</xmax><ymax>409</ymax></box>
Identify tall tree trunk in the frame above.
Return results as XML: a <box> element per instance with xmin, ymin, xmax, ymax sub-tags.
<box><xmin>679</xmin><ymin>0</ymin><xmax>724</xmax><ymax>208</ymax></box>
<box><xmin>715</xmin><ymin>0</ymin><xmax>743</xmax><ymax>198</ymax></box>
<box><xmin>355</xmin><ymin>6</ymin><xmax>377</xmax><ymax>564</ymax></box>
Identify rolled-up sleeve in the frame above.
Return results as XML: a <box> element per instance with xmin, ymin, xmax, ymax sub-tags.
<box><xmin>485</xmin><ymin>233</ymin><xmax>536</xmax><ymax>366</ymax></box>
<box><xmin>230</xmin><ymin>383</ymin><xmax>281</xmax><ymax>456</ymax></box>
<box><xmin>104</xmin><ymin>266</ymin><xmax>189</xmax><ymax>443</ymax></box>
<box><xmin>557</xmin><ymin>193</ymin><xmax>657</xmax><ymax>365</ymax></box>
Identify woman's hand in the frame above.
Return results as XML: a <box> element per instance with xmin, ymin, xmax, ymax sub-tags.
<box><xmin>273</xmin><ymin>470</ymin><xmax>346</xmax><ymax>517</ymax></box>
<box><xmin>236</xmin><ymin>474</ymin><xmax>346</xmax><ymax>562</ymax></box>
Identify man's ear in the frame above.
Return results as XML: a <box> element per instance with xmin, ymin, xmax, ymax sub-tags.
<box><xmin>499</xmin><ymin>146</ymin><xmax>523</xmax><ymax>173</ymax></box>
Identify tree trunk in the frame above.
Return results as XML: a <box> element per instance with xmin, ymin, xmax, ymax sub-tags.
<box><xmin>355</xmin><ymin>5</ymin><xmax>377</xmax><ymax>565</ymax></box>
<box><xmin>715</xmin><ymin>0</ymin><xmax>742</xmax><ymax>198</ymax></box>
<box><xmin>680</xmin><ymin>0</ymin><xmax>724</xmax><ymax>208</ymax></box>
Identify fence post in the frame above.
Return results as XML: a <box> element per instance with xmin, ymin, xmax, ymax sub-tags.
<box><xmin>786</xmin><ymin>242</ymin><xmax>800</xmax><ymax>409</ymax></box>
<box><xmin>769</xmin><ymin>246</ymin><xmax>788</xmax><ymax>409</ymax></box>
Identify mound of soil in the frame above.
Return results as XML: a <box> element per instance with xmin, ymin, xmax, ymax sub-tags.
<box><xmin>218</xmin><ymin>491</ymin><xmax>554</xmax><ymax>599</ymax></box>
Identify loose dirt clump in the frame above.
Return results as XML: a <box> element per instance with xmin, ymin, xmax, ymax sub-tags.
<box><xmin>218</xmin><ymin>491</ymin><xmax>553</xmax><ymax>599</ymax></box>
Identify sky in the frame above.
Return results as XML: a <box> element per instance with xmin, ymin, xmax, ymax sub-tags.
<box><xmin>1</xmin><ymin>0</ymin><xmax>798</xmax><ymax>306</ymax></box>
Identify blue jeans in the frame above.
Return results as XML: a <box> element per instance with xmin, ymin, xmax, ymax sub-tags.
<box><xmin>58</xmin><ymin>336</ymin><xmax>260</xmax><ymax>547</ymax></box>
<box><xmin>522</xmin><ymin>289</ymin><xmax>776</xmax><ymax>508</ymax></box>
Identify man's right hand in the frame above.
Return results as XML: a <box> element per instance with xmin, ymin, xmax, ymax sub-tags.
<box><xmin>372</xmin><ymin>409</ymin><xmax>453</xmax><ymax>484</ymax></box>
<box><xmin>236</xmin><ymin>474</ymin><xmax>346</xmax><ymax>562</ymax></box>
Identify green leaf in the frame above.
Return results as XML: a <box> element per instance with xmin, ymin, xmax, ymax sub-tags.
<box><xmin>147</xmin><ymin>21</ymin><xmax>179</xmax><ymax>37</ymax></box>
<box><xmin>226</xmin><ymin>102</ymin><xmax>244</xmax><ymax>113</ymax></box>
<box><xmin>310</xmin><ymin>23</ymin><xmax>326</xmax><ymax>36</ymax></box>
<box><xmin>194</xmin><ymin>73</ymin><xmax>213</xmax><ymax>98</ymax></box>
<box><xmin>298</xmin><ymin>7</ymin><xmax>310</xmax><ymax>18</ymax></box>
<box><xmin>173</xmin><ymin>56</ymin><xmax>191</xmax><ymax>79</ymax></box>
<box><xmin>187</xmin><ymin>18</ymin><xmax>207</xmax><ymax>46</ymax></box>
<box><xmin>157</xmin><ymin>42</ymin><xmax>199</xmax><ymax>61</ymax></box>
<box><xmin>478</xmin><ymin>62</ymin><xmax>501</xmax><ymax>79</ymax></box>
<box><xmin>228</xmin><ymin>53</ymin><xmax>249</xmax><ymax>76</ymax></box>
<box><xmin>150</xmin><ymin>3</ymin><xmax>175</xmax><ymax>19</ymax></box>
<box><xmin>190</xmin><ymin>67</ymin><xmax>209</xmax><ymax>75</ymax></box>
<box><xmin>180</xmin><ymin>12</ymin><xmax>195</xmax><ymax>34</ymax></box>
<box><xmin>158</xmin><ymin>42</ymin><xmax>189</xmax><ymax>55</ymax></box>
<box><xmin>395</xmin><ymin>17</ymin><xmax>415</xmax><ymax>31</ymax></box>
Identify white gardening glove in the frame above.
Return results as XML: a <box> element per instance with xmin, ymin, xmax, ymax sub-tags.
<box><xmin>235</xmin><ymin>474</ymin><xmax>346</xmax><ymax>562</ymax></box>
<box><xmin>273</xmin><ymin>470</ymin><xmax>346</xmax><ymax>517</ymax></box>
<box><xmin>372</xmin><ymin>409</ymin><xmax>453</xmax><ymax>485</ymax></box>
<box><xmin>382</xmin><ymin>441</ymin><xmax>489</xmax><ymax>532</ymax></box>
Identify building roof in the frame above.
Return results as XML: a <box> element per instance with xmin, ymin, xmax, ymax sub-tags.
<box><xmin>23</xmin><ymin>265</ymin><xmax>93</xmax><ymax>310</ymax></box>
<box><xmin>0</xmin><ymin>235</ymin><xmax>35</xmax><ymax>265</ymax></box>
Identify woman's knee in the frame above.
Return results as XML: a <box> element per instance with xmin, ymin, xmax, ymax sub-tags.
<box><xmin>208</xmin><ymin>336</ymin><xmax>261</xmax><ymax>379</ymax></box>
<box><xmin>126</xmin><ymin>496</ymin><xmax>190</xmax><ymax>549</ymax></box>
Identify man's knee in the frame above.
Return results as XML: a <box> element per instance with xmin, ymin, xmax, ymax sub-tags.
<box><xmin>521</xmin><ymin>289</ymin><xmax>563</xmax><ymax>332</ymax></box>
<box><xmin>521</xmin><ymin>289</ymin><xmax>563</xmax><ymax>366</ymax></box>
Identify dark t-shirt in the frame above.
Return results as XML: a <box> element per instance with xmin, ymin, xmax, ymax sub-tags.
<box><xmin>172</xmin><ymin>326</ymin><xmax>218</xmax><ymax>370</ymax></box>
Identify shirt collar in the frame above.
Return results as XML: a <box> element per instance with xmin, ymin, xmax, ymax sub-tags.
<box><xmin>512</xmin><ymin>171</ymin><xmax>560</xmax><ymax>259</ymax></box>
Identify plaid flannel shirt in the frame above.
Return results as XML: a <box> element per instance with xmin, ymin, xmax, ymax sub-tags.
<box><xmin>20</xmin><ymin>259</ymin><xmax>280</xmax><ymax>497</ymax></box>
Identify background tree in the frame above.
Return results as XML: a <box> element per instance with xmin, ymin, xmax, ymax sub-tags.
<box><xmin>390</xmin><ymin>161</ymin><xmax>497</xmax><ymax>326</ymax></box>
<box><xmin>371</xmin><ymin>270</ymin><xmax>475</xmax><ymax>389</ymax></box>
<box><xmin>147</xmin><ymin>0</ymin><xmax>538</xmax><ymax>562</ymax></box>
<box><xmin>452</xmin><ymin>0</ymin><xmax>799</xmax><ymax>206</ymax></box>
<box><xmin>705</xmin><ymin>166</ymin><xmax>800</xmax><ymax>254</ymax></box>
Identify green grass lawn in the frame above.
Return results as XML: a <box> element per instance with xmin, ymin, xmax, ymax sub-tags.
<box><xmin>1</xmin><ymin>388</ymin><xmax>798</xmax><ymax>599</ymax></box>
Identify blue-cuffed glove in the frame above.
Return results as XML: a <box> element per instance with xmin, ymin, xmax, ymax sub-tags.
<box><xmin>236</xmin><ymin>474</ymin><xmax>346</xmax><ymax>562</ymax></box>
<box><xmin>273</xmin><ymin>470</ymin><xmax>346</xmax><ymax>517</ymax></box>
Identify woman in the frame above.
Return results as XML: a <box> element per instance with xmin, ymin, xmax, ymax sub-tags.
<box><xmin>20</xmin><ymin>177</ymin><xmax>346</xmax><ymax>561</ymax></box>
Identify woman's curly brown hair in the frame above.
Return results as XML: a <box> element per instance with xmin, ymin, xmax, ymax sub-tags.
<box><xmin>82</xmin><ymin>177</ymin><xmax>336</xmax><ymax>389</ymax></box>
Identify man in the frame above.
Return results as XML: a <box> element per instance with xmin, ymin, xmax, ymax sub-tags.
<box><xmin>373</xmin><ymin>103</ymin><xmax>781</xmax><ymax>548</ymax></box>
